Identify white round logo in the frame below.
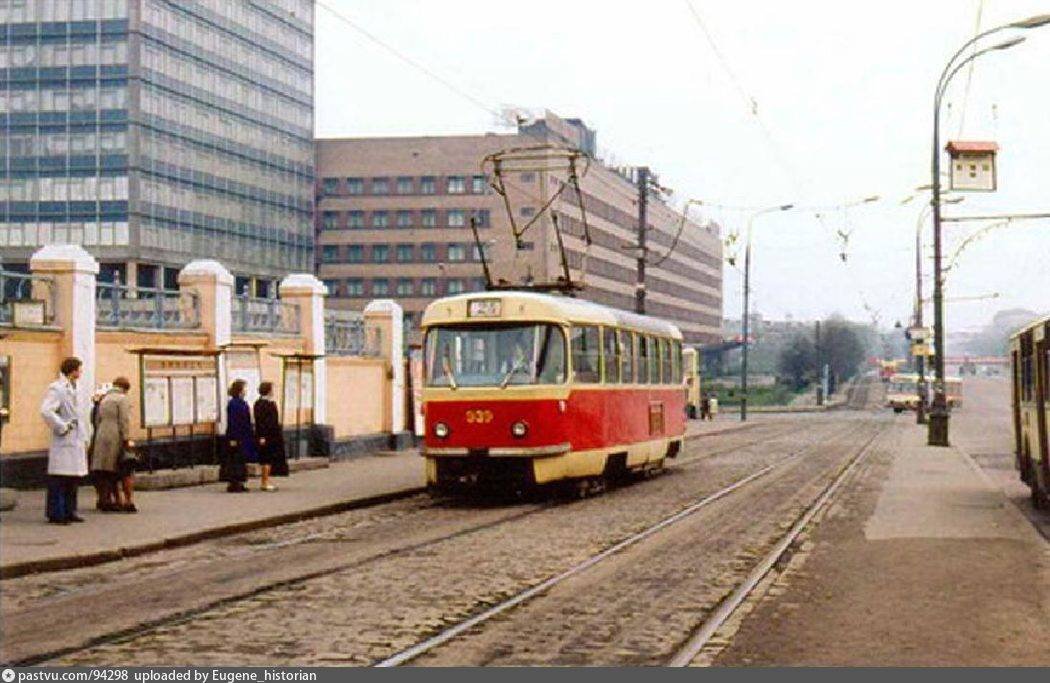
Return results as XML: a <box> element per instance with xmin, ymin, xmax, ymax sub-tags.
<box><xmin>2</xmin><ymin>668</ymin><xmax>16</xmax><ymax>683</ymax></box>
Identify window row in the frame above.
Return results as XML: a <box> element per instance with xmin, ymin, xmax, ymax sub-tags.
<box><xmin>139</xmin><ymin>223</ymin><xmax>311</xmax><ymax>271</ymax></box>
<box><xmin>141</xmin><ymin>41</ymin><xmax>310</xmax><ymax>131</ymax></box>
<box><xmin>319</xmin><ymin>242</ymin><xmax>489</xmax><ymax>264</ymax></box>
<box><xmin>323</xmin><ymin>277</ymin><xmax>488</xmax><ymax>299</ymax></box>
<box><xmin>1</xmin><ymin>175</ymin><xmax>128</xmax><ymax>202</ymax></box>
<box><xmin>191</xmin><ymin>0</ymin><xmax>312</xmax><ymax>60</ymax></box>
<box><xmin>1</xmin><ymin>40</ymin><xmax>128</xmax><ymax>69</ymax></box>
<box><xmin>139</xmin><ymin>132</ymin><xmax>312</xmax><ymax>208</ymax></box>
<box><xmin>2</xmin><ymin>0</ymin><xmax>129</xmax><ymax>22</ymax></box>
<box><xmin>4</xmin><ymin>129</ymin><xmax>126</xmax><ymax>157</ymax></box>
<box><xmin>0</xmin><ymin>220</ymin><xmax>129</xmax><ymax>248</ymax></box>
<box><xmin>143</xmin><ymin>0</ymin><xmax>312</xmax><ymax>96</ymax></box>
<box><xmin>139</xmin><ymin>84</ymin><xmax>313</xmax><ymax>166</ymax></box>
<box><xmin>138</xmin><ymin>177</ymin><xmax>311</xmax><ymax>234</ymax></box>
<box><xmin>320</xmin><ymin>174</ymin><xmax>489</xmax><ymax>197</ymax></box>
<box><xmin>1</xmin><ymin>84</ymin><xmax>127</xmax><ymax>113</ymax></box>
<box><xmin>569</xmin><ymin>326</ymin><xmax>683</xmax><ymax>385</ymax></box>
<box><xmin>320</xmin><ymin>209</ymin><xmax>490</xmax><ymax>230</ymax></box>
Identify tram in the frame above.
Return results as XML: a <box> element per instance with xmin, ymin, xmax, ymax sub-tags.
<box><xmin>1010</xmin><ymin>315</ymin><xmax>1050</xmax><ymax>509</ymax></box>
<box><xmin>683</xmin><ymin>347</ymin><xmax>702</xmax><ymax>418</ymax></box>
<box><xmin>420</xmin><ymin>291</ymin><xmax>686</xmax><ymax>493</ymax></box>
<box><xmin>885</xmin><ymin>373</ymin><xmax>923</xmax><ymax>413</ymax></box>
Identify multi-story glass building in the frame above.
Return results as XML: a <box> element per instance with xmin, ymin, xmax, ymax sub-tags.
<box><xmin>1</xmin><ymin>0</ymin><xmax>314</xmax><ymax>294</ymax></box>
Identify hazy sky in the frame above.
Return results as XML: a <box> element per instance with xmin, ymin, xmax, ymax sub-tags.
<box><xmin>315</xmin><ymin>0</ymin><xmax>1050</xmax><ymax>332</ymax></box>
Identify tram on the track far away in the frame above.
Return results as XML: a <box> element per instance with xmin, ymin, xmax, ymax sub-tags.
<box><xmin>420</xmin><ymin>291</ymin><xmax>686</xmax><ymax>493</ymax></box>
<box><xmin>1010</xmin><ymin>315</ymin><xmax>1050</xmax><ymax>509</ymax></box>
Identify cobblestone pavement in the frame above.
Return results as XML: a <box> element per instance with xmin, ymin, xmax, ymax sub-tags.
<box><xmin>8</xmin><ymin>413</ymin><xmax>882</xmax><ymax>666</ymax></box>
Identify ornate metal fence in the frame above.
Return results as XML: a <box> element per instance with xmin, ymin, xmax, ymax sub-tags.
<box><xmin>232</xmin><ymin>293</ymin><xmax>300</xmax><ymax>335</ymax></box>
<box><xmin>325</xmin><ymin>312</ymin><xmax>375</xmax><ymax>356</ymax></box>
<box><xmin>0</xmin><ymin>269</ymin><xmax>56</xmax><ymax>326</ymax></box>
<box><xmin>96</xmin><ymin>281</ymin><xmax>201</xmax><ymax>329</ymax></box>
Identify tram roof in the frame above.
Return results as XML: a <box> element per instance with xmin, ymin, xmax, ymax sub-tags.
<box><xmin>1009</xmin><ymin>314</ymin><xmax>1050</xmax><ymax>341</ymax></box>
<box><xmin>421</xmin><ymin>291</ymin><xmax>683</xmax><ymax>339</ymax></box>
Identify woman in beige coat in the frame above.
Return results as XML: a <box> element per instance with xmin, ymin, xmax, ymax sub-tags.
<box><xmin>91</xmin><ymin>377</ymin><xmax>136</xmax><ymax>512</ymax></box>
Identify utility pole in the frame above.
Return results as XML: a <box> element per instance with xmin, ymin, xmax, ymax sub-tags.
<box><xmin>635</xmin><ymin>166</ymin><xmax>649</xmax><ymax>315</ymax></box>
<box><xmin>815</xmin><ymin>320</ymin><xmax>823</xmax><ymax>406</ymax></box>
<box><xmin>914</xmin><ymin>221</ymin><xmax>928</xmax><ymax>425</ymax></box>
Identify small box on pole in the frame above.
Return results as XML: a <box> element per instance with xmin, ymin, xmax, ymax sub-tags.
<box><xmin>946</xmin><ymin>141</ymin><xmax>998</xmax><ymax>192</ymax></box>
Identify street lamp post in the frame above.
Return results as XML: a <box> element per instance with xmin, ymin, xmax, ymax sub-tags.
<box><xmin>739</xmin><ymin>204</ymin><xmax>793</xmax><ymax>422</ymax></box>
<box><xmin>928</xmin><ymin>14</ymin><xmax>1049</xmax><ymax>447</ymax></box>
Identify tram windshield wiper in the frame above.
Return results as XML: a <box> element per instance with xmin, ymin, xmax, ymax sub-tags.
<box><xmin>499</xmin><ymin>358</ymin><xmax>525</xmax><ymax>389</ymax></box>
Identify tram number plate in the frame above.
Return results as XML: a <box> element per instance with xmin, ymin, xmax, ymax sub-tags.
<box><xmin>465</xmin><ymin>409</ymin><xmax>494</xmax><ymax>424</ymax></box>
<box><xmin>649</xmin><ymin>402</ymin><xmax>664</xmax><ymax>435</ymax></box>
<box><xmin>468</xmin><ymin>299</ymin><xmax>502</xmax><ymax>317</ymax></box>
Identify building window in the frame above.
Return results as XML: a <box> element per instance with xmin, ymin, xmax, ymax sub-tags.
<box><xmin>346</xmin><ymin>279</ymin><xmax>364</xmax><ymax>296</ymax></box>
<box><xmin>396</xmin><ymin>176</ymin><xmax>414</xmax><ymax>194</ymax></box>
<box><xmin>472</xmin><ymin>244</ymin><xmax>490</xmax><ymax>262</ymax></box>
<box><xmin>323</xmin><ymin>280</ymin><xmax>340</xmax><ymax>296</ymax></box>
<box><xmin>474</xmin><ymin>209</ymin><xmax>490</xmax><ymax>227</ymax></box>
<box><xmin>420</xmin><ymin>278</ymin><xmax>437</xmax><ymax>296</ymax></box>
<box><xmin>396</xmin><ymin>210</ymin><xmax>413</xmax><ymax>228</ymax></box>
<box><xmin>447</xmin><ymin>278</ymin><xmax>465</xmax><ymax>295</ymax></box>
<box><xmin>372</xmin><ymin>177</ymin><xmax>390</xmax><ymax>195</ymax></box>
<box><xmin>372</xmin><ymin>279</ymin><xmax>390</xmax><ymax>296</ymax></box>
<box><xmin>322</xmin><ymin>178</ymin><xmax>339</xmax><ymax>195</ymax></box>
<box><xmin>517</xmin><ymin>241</ymin><xmax>535</xmax><ymax>251</ymax></box>
<box><xmin>471</xmin><ymin>175</ymin><xmax>487</xmax><ymax>193</ymax></box>
<box><xmin>520</xmin><ymin>172</ymin><xmax>535</xmax><ymax>183</ymax></box>
<box><xmin>447</xmin><ymin>243</ymin><xmax>466</xmax><ymax>262</ymax></box>
<box><xmin>321</xmin><ymin>245</ymin><xmax>339</xmax><ymax>263</ymax></box>
<box><xmin>396</xmin><ymin>278</ymin><xmax>414</xmax><ymax>296</ymax></box>
<box><xmin>420</xmin><ymin>243</ymin><xmax>437</xmax><ymax>262</ymax></box>
<box><xmin>471</xmin><ymin>277</ymin><xmax>488</xmax><ymax>292</ymax></box>
<box><xmin>347</xmin><ymin>245</ymin><xmax>364</xmax><ymax>263</ymax></box>
<box><xmin>346</xmin><ymin>177</ymin><xmax>364</xmax><ymax>195</ymax></box>
<box><xmin>396</xmin><ymin>244</ymin><xmax>414</xmax><ymax>262</ymax></box>
<box><xmin>372</xmin><ymin>245</ymin><xmax>390</xmax><ymax>263</ymax></box>
<box><xmin>447</xmin><ymin>176</ymin><xmax>466</xmax><ymax>194</ymax></box>
<box><xmin>322</xmin><ymin>211</ymin><xmax>339</xmax><ymax>230</ymax></box>
<box><xmin>348</xmin><ymin>211</ymin><xmax>364</xmax><ymax>228</ymax></box>
<box><xmin>420</xmin><ymin>176</ymin><xmax>436</xmax><ymax>195</ymax></box>
<box><xmin>421</xmin><ymin>210</ymin><xmax>437</xmax><ymax>228</ymax></box>
<box><xmin>520</xmin><ymin>206</ymin><xmax>536</xmax><ymax>218</ymax></box>
<box><xmin>372</xmin><ymin>211</ymin><xmax>389</xmax><ymax>228</ymax></box>
<box><xmin>447</xmin><ymin>209</ymin><xmax>465</xmax><ymax>228</ymax></box>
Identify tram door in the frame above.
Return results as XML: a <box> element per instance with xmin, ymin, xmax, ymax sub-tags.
<box><xmin>1012</xmin><ymin>348</ymin><xmax>1022</xmax><ymax>465</ymax></box>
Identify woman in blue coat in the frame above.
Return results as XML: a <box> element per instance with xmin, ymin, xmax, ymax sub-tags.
<box><xmin>222</xmin><ymin>379</ymin><xmax>257</xmax><ymax>493</ymax></box>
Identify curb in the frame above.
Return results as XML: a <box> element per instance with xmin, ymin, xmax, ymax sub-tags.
<box><xmin>0</xmin><ymin>486</ymin><xmax>426</xmax><ymax>581</ymax></box>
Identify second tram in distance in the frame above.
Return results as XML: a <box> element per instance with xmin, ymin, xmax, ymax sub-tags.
<box><xmin>420</xmin><ymin>291</ymin><xmax>686</xmax><ymax>493</ymax></box>
<box><xmin>1011</xmin><ymin>315</ymin><xmax>1050</xmax><ymax>509</ymax></box>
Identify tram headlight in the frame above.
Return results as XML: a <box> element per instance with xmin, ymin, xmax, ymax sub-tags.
<box><xmin>434</xmin><ymin>422</ymin><xmax>450</xmax><ymax>439</ymax></box>
<box><xmin>511</xmin><ymin>421</ymin><xmax>528</xmax><ymax>438</ymax></box>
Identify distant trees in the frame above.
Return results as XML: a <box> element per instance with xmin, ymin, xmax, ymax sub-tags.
<box><xmin>776</xmin><ymin>317</ymin><xmax>868</xmax><ymax>393</ymax></box>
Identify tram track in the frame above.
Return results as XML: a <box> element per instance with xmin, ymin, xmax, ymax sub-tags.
<box><xmin>374</xmin><ymin>419</ymin><xmax>885</xmax><ymax>666</ymax></box>
<box><xmin>2</xmin><ymin>418</ymin><xmax>801</xmax><ymax>666</ymax></box>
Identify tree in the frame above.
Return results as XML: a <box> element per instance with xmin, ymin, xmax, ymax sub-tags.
<box><xmin>777</xmin><ymin>334</ymin><xmax>816</xmax><ymax>389</ymax></box>
<box><xmin>821</xmin><ymin>318</ymin><xmax>867</xmax><ymax>392</ymax></box>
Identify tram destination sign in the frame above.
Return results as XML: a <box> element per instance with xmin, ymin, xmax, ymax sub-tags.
<box><xmin>468</xmin><ymin>298</ymin><xmax>502</xmax><ymax>318</ymax></box>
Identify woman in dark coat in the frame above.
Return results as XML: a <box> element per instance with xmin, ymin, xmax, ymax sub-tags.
<box><xmin>222</xmin><ymin>379</ymin><xmax>257</xmax><ymax>493</ymax></box>
<box><xmin>253</xmin><ymin>381</ymin><xmax>289</xmax><ymax>491</ymax></box>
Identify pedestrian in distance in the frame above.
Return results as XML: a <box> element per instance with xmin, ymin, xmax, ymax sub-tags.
<box><xmin>253</xmin><ymin>381</ymin><xmax>289</xmax><ymax>491</ymax></box>
<box><xmin>222</xmin><ymin>379</ymin><xmax>256</xmax><ymax>493</ymax></box>
<box><xmin>700</xmin><ymin>393</ymin><xmax>712</xmax><ymax>421</ymax></box>
<box><xmin>92</xmin><ymin>377</ymin><xmax>137</xmax><ymax>512</ymax></box>
<box><xmin>40</xmin><ymin>357</ymin><xmax>89</xmax><ymax>524</ymax></box>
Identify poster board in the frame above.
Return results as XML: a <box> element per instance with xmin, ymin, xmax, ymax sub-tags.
<box><xmin>281</xmin><ymin>358</ymin><xmax>315</xmax><ymax>423</ymax></box>
<box><xmin>408</xmin><ymin>347</ymin><xmax>424</xmax><ymax>437</ymax></box>
<box><xmin>225</xmin><ymin>346</ymin><xmax>262</xmax><ymax>407</ymax></box>
<box><xmin>139</xmin><ymin>353</ymin><xmax>220</xmax><ymax>427</ymax></box>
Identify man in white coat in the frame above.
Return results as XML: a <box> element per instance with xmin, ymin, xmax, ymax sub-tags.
<box><xmin>40</xmin><ymin>356</ymin><xmax>89</xmax><ymax>524</ymax></box>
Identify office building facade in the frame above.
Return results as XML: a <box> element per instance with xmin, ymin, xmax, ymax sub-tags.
<box><xmin>1</xmin><ymin>0</ymin><xmax>314</xmax><ymax>294</ymax></box>
<box><xmin>316</xmin><ymin>113</ymin><xmax>723</xmax><ymax>345</ymax></box>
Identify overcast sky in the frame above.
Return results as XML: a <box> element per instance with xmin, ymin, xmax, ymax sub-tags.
<box><xmin>314</xmin><ymin>0</ymin><xmax>1050</xmax><ymax>333</ymax></box>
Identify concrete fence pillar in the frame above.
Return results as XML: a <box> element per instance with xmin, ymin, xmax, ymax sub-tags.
<box><xmin>29</xmin><ymin>245</ymin><xmax>99</xmax><ymax>406</ymax></box>
<box><xmin>364</xmin><ymin>299</ymin><xmax>405</xmax><ymax>435</ymax></box>
<box><xmin>178</xmin><ymin>260</ymin><xmax>234</xmax><ymax>348</ymax></box>
<box><xmin>279</xmin><ymin>273</ymin><xmax>327</xmax><ymax>425</ymax></box>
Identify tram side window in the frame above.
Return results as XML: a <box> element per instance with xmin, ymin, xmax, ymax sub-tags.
<box><xmin>1043</xmin><ymin>343</ymin><xmax>1050</xmax><ymax>401</ymax></box>
<box><xmin>603</xmin><ymin>327</ymin><xmax>620</xmax><ymax>383</ymax></box>
<box><xmin>571</xmin><ymin>325</ymin><xmax>601</xmax><ymax>384</ymax></box>
<box><xmin>660</xmin><ymin>338</ymin><xmax>672</xmax><ymax>384</ymax></box>
<box><xmin>1021</xmin><ymin>337</ymin><xmax>1034</xmax><ymax>402</ymax></box>
<box><xmin>638</xmin><ymin>335</ymin><xmax>650</xmax><ymax>384</ymax></box>
<box><xmin>620</xmin><ymin>331</ymin><xmax>635</xmax><ymax>383</ymax></box>
<box><xmin>672</xmin><ymin>340</ymin><xmax>682</xmax><ymax>383</ymax></box>
<box><xmin>647</xmin><ymin>336</ymin><xmax>659</xmax><ymax>384</ymax></box>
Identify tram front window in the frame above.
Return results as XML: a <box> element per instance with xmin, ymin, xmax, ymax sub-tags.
<box><xmin>426</xmin><ymin>324</ymin><xmax>566</xmax><ymax>387</ymax></box>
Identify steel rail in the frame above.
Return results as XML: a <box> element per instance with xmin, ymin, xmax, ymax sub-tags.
<box><xmin>667</xmin><ymin>425</ymin><xmax>885</xmax><ymax>666</ymax></box>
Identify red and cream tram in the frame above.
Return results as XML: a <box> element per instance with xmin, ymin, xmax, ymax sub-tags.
<box><xmin>421</xmin><ymin>291</ymin><xmax>686</xmax><ymax>492</ymax></box>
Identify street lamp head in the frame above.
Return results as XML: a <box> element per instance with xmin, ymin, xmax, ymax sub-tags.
<box><xmin>863</xmin><ymin>195</ymin><xmax>880</xmax><ymax>203</ymax></box>
<box><xmin>1010</xmin><ymin>14</ymin><xmax>1050</xmax><ymax>29</ymax></box>
<box><xmin>993</xmin><ymin>36</ymin><xmax>1027</xmax><ymax>50</ymax></box>
<box><xmin>943</xmin><ymin>196</ymin><xmax>965</xmax><ymax>205</ymax></box>
<box><xmin>779</xmin><ymin>204</ymin><xmax>794</xmax><ymax>211</ymax></box>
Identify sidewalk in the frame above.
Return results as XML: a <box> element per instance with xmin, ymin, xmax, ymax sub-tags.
<box><xmin>715</xmin><ymin>419</ymin><xmax>1050</xmax><ymax>666</ymax></box>
<box><xmin>0</xmin><ymin>417</ymin><xmax>759</xmax><ymax>580</ymax></box>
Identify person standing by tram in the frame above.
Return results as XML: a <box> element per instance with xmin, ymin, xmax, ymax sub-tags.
<box><xmin>40</xmin><ymin>357</ymin><xmax>90</xmax><ymax>524</ymax></box>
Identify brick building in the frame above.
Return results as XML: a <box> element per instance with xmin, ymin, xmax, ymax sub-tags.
<box><xmin>315</xmin><ymin>112</ymin><xmax>722</xmax><ymax>345</ymax></box>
